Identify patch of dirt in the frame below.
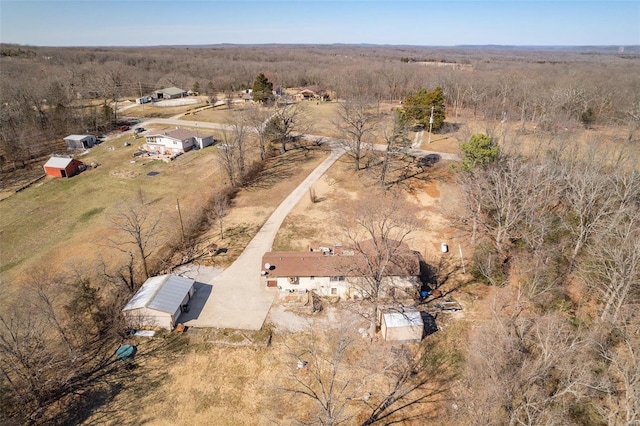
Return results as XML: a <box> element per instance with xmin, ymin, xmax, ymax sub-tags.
<box><xmin>109</xmin><ymin>170</ymin><xmax>140</xmax><ymax>178</ymax></box>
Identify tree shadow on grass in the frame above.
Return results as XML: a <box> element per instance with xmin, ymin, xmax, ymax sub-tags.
<box><xmin>51</xmin><ymin>336</ymin><xmax>183</xmax><ymax>426</ymax></box>
<box><xmin>383</xmin><ymin>154</ymin><xmax>438</xmax><ymax>189</ymax></box>
<box><xmin>243</xmin><ymin>146</ymin><xmax>326</xmax><ymax>191</ymax></box>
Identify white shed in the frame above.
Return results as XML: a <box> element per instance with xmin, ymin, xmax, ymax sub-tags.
<box><xmin>122</xmin><ymin>274</ymin><xmax>195</xmax><ymax>330</ymax></box>
<box><xmin>381</xmin><ymin>309</ymin><xmax>424</xmax><ymax>342</ymax></box>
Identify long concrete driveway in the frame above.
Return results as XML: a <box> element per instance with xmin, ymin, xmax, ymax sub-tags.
<box><xmin>181</xmin><ymin>145</ymin><xmax>344</xmax><ymax>330</ymax></box>
<box><xmin>144</xmin><ymin>117</ymin><xmax>458</xmax><ymax>330</ymax></box>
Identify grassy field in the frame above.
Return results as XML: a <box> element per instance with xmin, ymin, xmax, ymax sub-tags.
<box><xmin>0</xmin><ymin>131</ymin><xmax>329</xmax><ymax>296</ymax></box>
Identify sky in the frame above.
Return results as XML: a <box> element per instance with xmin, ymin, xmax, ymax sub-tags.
<box><xmin>0</xmin><ymin>0</ymin><xmax>638</xmax><ymax>47</ymax></box>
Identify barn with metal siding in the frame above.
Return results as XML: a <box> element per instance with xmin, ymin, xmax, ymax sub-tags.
<box><xmin>153</xmin><ymin>86</ymin><xmax>187</xmax><ymax>99</ymax></box>
<box><xmin>43</xmin><ymin>156</ymin><xmax>84</xmax><ymax>178</ymax></box>
<box><xmin>64</xmin><ymin>134</ymin><xmax>97</xmax><ymax>149</ymax></box>
<box><xmin>122</xmin><ymin>274</ymin><xmax>195</xmax><ymax>330</ymax></box>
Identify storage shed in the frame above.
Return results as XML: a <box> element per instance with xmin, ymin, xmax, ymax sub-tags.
<box><xmin>381</xmin><ymin>308</ymin><xmax>424</xmax><ymax>342</ymax></box>
<box><xmin>122</xmin><ymin>274</ymin><xmax>195</xmax><ymax>330</ymax></box>
<box><xmin>43</xmin><ymin>156</ymin><xmax>84</xmax><ymax>178</ymax></box>
<box><xmin>64</xmin><ymin>134</ymin><xmax>97</xmax><ymax>150</ymax></box>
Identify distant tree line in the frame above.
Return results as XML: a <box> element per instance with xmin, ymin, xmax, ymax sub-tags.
<box><xmin>1</xmin><ymin>44</ymin><xmax>639</xmax><ymax>171</ymax></box>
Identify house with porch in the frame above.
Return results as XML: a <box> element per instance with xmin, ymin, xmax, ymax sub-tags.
<box><xmin>144</xmin><ymin>128</ymin><xmax>215</xmax><ymax>154</ymax></box>
<box><xmin>261</xmin><ymin>242</ymin><xmax>420</xmax><ymax>299</ymax></box>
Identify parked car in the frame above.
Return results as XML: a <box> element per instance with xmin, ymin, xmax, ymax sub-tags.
<box><xmin>134</xmin><ymin>127</ymin><xmax>145</xmax><ymax>134</ymax></box>
<box><xmin>118</xmin><ymin>125</ymin><xmax>130</xmax><ymax>132</ymax></box>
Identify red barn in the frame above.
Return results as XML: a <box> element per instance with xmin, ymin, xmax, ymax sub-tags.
<box><xmin>43</xmin><ymin>156</ymin><xmax>84</xmax><ymax>178</ymax></box>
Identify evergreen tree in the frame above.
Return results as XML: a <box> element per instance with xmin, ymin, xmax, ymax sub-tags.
<box><xmin>252</xmin><ymin>73</ymin><xmax>274</xmax><ymax>104</ymax></box>
<box><xmin>460</xmin><ymin>133</ymin><xmax>499</xmax><ymax>171</ymax></box>
<box><xmin>402</xmin><ymin>86</ymin><xmax>446</xmax><ymax>131</ymax></box>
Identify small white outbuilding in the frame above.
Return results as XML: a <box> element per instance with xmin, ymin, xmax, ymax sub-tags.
<box><xmin>122</xmin><ymin>274</ymin><xmax>195</xmax><ymax>330</ymax></box>
<box><xmin>381</xmin><ymin>308</ymin><xmax>424</xmax><ymax>343</ymax></box>
<box><xmin>64</xmin><ymin>134</ymin><xmax>97</xmax><ymax>150</ymax></box>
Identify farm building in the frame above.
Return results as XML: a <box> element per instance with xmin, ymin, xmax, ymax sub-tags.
<box><xmin>380</xmin><ymin>308</ymin><xmax>424</xmax><ymax>342</ymax></box>
<box><xmin>43</xmin><ymin>156</ymin><xmax>84</xmax><ymax>178</ymax></box>
<box><xmin>294</xmin><ymin>86</ymin><xmax>331</xmax><ymax>102</ymax></box>
<box><xmin>153</xmin><ymin>87</ymin><xmax>187</xmax><ymax>99</ymax></box>
<box><xmin>64</xmin><ymin>134</ymin><xmax>97</xmax><ymax>150</ymax></box>
<box><xmin>261</xmin><ymin>242</ymin><xmax>420</xmax><ymax>298</ymax></box>
<box><xmin>122</xmin><ymin>274</ymin><xmax>196</xmax><ymax>330</ymax></box>
<box><xmin>144</xmin><ymin>128</ymin><xmax>215</xmax><ymax>154</ymax></box>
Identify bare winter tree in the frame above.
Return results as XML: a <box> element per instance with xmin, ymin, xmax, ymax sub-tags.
<box><xmin>592</xmin><ymin>323</ymin><xmax>640</xmax><ymax>425</ymax></box>
<box><xmin>338</xmin><ymin>191</ymin><xmax>421</xmax><ymax>336</ymax></box>
<box><xmin>333</xmin><ymin>97</ymin><xmax>379</xmax><ymax>171</ymax></box>
<box><xmin>580</xmin><ymin>216</ymin><xmax>640</xmax><ymax>324</ymax></box>
<box><xmin>246</xmin><ymin>104</ymin><xmax>274</xmax><ymax>161</ymax></box>
<box><xmin>266</xmin><ymin>102</ymin><xmax>311</xmax><ymax>153</ymax></box>
<box><xmin>279</xmin><ymin>327</ymin><xmax>448</xmax><ymax>426</ymax></box>
<box><xmin>378</xmin><ymin>110</ymin><xmax>410</xmax><ymax>185</ymax></box>
<box><xmin>281</xmin><ymin>330</ymin><xmax>365</xmax><ymax>425</ymax></box>
<box><xmin>109</xmin><ymin>191</ymin><xmax>162</xmax><ymax>280</ymax></box>
<box><xmin>0</xmin><ymin>269</ymin><xmax>123</xmax><ymax>425</ymax></box>
<box><xmin>208</xmin><ymin>191</ymin><xmax>229</xmax><ymax>240</ymax></box>
<box><xmin>217</xmin><ymin>118</ymin><xmax>250</xmax><ymax>187</ymax></box>
<box><xmin>459</xmin><ymin>300</ymin><xmax>590</xmax><ymax>425</ymax></box>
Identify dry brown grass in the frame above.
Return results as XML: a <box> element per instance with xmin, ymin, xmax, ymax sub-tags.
<box><xmin>120</xmin><ymin>97</ymin><xmax>209</xmax><ymax>119</ymax></box>
<box><xmin>0</xmin><ymin>137</ymin><xmax>328</xmax><ymax>297</ymax></box>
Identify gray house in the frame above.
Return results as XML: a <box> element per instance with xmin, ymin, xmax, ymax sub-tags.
<box><xmin>122</xmin><ymin>274</ymin><xmax>195</xmax><ymax>330</ymax></box>
<box><xmin>64</xmin><ymin>134</ymin><xmax>97</xmax><ymax>150</ymax></box>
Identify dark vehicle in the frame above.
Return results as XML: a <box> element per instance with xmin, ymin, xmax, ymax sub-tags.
<box><xmin>134</xmin><ymin>127</ymin><xmax>145</xmax><ymax>134</ymax></box>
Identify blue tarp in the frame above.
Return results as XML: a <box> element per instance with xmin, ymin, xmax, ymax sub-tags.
<box><xmin>116</xmin><ymin>344</ymin><xmax>137</xmax><ymax>361</ymax></box>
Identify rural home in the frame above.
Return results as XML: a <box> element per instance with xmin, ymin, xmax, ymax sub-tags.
<box><xmin>380</xmin><ymin>308</ymin><xmax>424</xmax><ymax>342</ymax></box>
<box><xmin>64</xmin><ymin>134</ymin><xmax>97</xmax><ymax>150</ymax></box>
<box><xmin>43</xmin><ymin>156</ymin><xmax>84</xmax><ymax>178</ymax></box>
<box><xmin>261</xmin><ymin>242</ymin><xmax>420</xmax><ymax>298</ymax></box>
<box><xmin>294</xmin><ymin>86</ymin><xmax>331</xmax><ymax>102</ymax></box>
<box><xmin>153</xmin><ymin>86</ymin><xmax>187</xmax><ymax>99</ymax></box>
<box><xmin>122</xmin><ymin>274</ymin><xmax>195</xmax><ymax>330</ymax></box>
<box><xmin>144</xmin><ymin>128</ymin><xmax>215</xmax><ymax>154</ymax></box>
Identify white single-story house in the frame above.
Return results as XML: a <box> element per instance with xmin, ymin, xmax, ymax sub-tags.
<box><xmin>261</xmin><ymin>242</ymin><xmax>420</xmax><ymax>299</ymax></box>
<box><xmin>122</xmin><ymin>274</ymin><xmax>196</xmax><ymax>330</ymax></box>
<box><xmin>153</xmin><ymin>87</ymin><xmax>187</xmax><ymax>99</ymax></box>
<box><xmin>144</xmin><ymin>128</ymin><xmax>215</xmax><ymax>154</ymax></box>
<box><xmin>64</xmin><ymin>134</ymin><xmax>97</xmax><ymax>150</ymax></box>
<box><xmin>380</xmin><ymin>308</ymin><xmax>424</xmax><ymax>342</ymax></box>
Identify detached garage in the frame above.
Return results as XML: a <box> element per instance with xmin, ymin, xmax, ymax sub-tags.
<box><xmin>43</xmin><ymin>156</ymin><xmax>84</xmax><ymax>178</ymax></box>
<box><xmin>381</xmin><ymin>308</ymin><xmax>424</xmax><ymax>343</ymax></box>
<box><xmin>122</xmin><ymin>274</ymin><xmax>195</xmax><ymax>330</ymax></box>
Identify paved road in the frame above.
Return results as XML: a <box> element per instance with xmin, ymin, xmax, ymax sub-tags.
<box><xmin>181</xmin><ymin>145</ymin><xmax>344</xmax><ymax>330</ymax></box>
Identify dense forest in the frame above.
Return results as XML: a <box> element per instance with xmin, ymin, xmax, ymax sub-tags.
<box><xmin>1</xmin><ymin>44</ymin><xmax>639</xmax><ymax>425</ymax></box>
<box><xmin>1</xmin><ymin>44</ymin><xmax>639</xmax><ymax>171</ymax></box>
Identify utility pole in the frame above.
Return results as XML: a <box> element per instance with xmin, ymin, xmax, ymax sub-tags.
<box><xmin>139</xmin><ymin>81</ymin><xmax>144</xmax><ymax>111</ymax></box>
<box><xmin>427</xmin><ymin>105</ymin><xmax>434</xmax><ymax>144</ymax></box>
<box><xmin>176</xmin><ymin>198</ymin><xmax>185</xmax><ymax>244</ymax></box>
<box><xmin>458</xmin><ymin>244</ymin><xmax>466</xmax><ymax>274</ymax></box>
